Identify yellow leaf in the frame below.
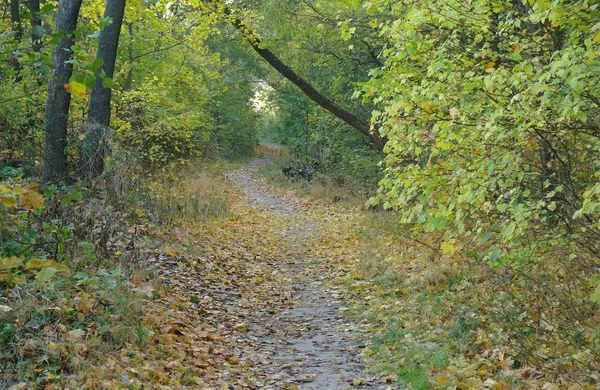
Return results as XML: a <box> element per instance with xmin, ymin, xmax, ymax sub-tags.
<box><xmin>436</xmin><ymin>374</ymin><xmax>452</xmax><ymax>386</ymax></box>
<box><xmin>25</xmin><ymin>258</ymin><xmax>44</xmax><ymax>270</ymax></box>
<box><xmin>13</xmin><ymin>274</ymin><xmax>27</xmax><ymax>284</ymax></box>
<box><xmin>25</xmin><ymin>183</ymin><xmax>39</xmax><ymax>192</ymax></box>
<box><xmin>441</xmin><ymin>240</ymin><xmax>456</xmax><ymax>255</ymax></box>
<box><xmin>64</xmin><ymin>82</ymin><xmax>87</xmax><ymax>98</ymax></box>
<box><xmin>45</xmin><ymin>260</ymin><xmax>70</xmax><ymax>271</ymax></box>
<box><xmin>19</xmin><ymin>190</ymin><xmax>44</xmax><ymax>209</ymax></box>
<box><xmin>0</xmin><ymin>256</ymin><xmax>25</xmax><ymax>269</ymax></box>
<box><xmin>26</xmin><ymin>259</ymin><xmax>69</xmax><ymax>273</ymax></box>
<box><xmin>0</xmin><ymin>193</ymin><xmax>16</xmax><ymax>208</ymax></box>
<box><xmin>482</xmin><ymin>59</ymin><xmax>496</xmax><ymax>69</ymax></box>
<box><xmin>0</xmin><ymin>273</ymin><xmax>14</xmax><ymax>283</ymax></box>
<box><xmin>35</xmin><ymin>267</ymin><xmax>59</xmax><ymax>283</ymax></box>
<box><xmin>226</xmin><ymin>356</ymin><xmax>239</xmax><ymax>364</ymax></box>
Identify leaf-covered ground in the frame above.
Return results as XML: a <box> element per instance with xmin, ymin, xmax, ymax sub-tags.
<box><xmin>136</xmin><ymin>156</ymin><xmax>393</xmax><ymax>389</ymax></box>
<box><xmin>7</xmin><ymin>147</ymin><xmax>595</xmax><ymax>389</ymax></box>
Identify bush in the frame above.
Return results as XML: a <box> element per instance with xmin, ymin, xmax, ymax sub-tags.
<box><xmin>115</xmin><ymin>91</ymin><xmax>210</xmax><ymax>168</ymax></box>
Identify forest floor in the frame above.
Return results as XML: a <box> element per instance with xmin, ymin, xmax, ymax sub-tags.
<box><xmin>6</xmin><ymin>147</ymin><xmax>579</xmax><ymax>389</ymax></box>
<box><xmin>143</xmin><ymin>151</ymin><xmax>395</xmax><ymax>389</ymax></box>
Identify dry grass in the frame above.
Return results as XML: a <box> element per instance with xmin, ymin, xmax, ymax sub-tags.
<box><xmin>257</xmin><ymin>159</ymin><xmax>375</xmax><ymax>207</ymax></box>
<box><xmin>138</xmin><ymin>163</ymin><xmax>233</xmax><ymax>225</ymax></box>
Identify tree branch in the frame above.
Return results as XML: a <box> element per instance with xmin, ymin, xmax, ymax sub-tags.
<box><xmin>219</xmin><ymin>6</ymin><xmax>386</xmax><ymax>151</ymax></box>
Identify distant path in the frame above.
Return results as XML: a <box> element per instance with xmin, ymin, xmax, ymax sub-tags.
<box><xmin>225</xmin><ymin>152</ymin><xmax>390</xmax><ymax>389</ymax></box>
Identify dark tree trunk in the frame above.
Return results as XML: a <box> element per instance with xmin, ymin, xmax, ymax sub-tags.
<box><xmin>224</xmin><ymin>8</ymin><xmax>386</xmax><ymax>151</ymax></box>
<box><xmin>27</xmin><ymin>0</ymin><xmax>42</xmax><ymax>52</ymax></box>
<box><xmin>125</xmin><ymin>21</ymin><xmax>133</xmax><ymax>90</ymax></box>
<box><xmin>10</xmin><ymin>0</ymin><xmax>21</xmax><ymax>40</ymax></box>
<box><xmin>42</xmin><ymin>0</ymin><xmax>83</xmax><ymax>182</ymax></box>
<box><xmin>81</xmin><ymin>0</ymin><xmax>127</xmax><ymax>180</ymax></box>
<box><xmin>10</xmin><ymin>0</ymin><xmax>22</xmax><ymax>80</ymax></box>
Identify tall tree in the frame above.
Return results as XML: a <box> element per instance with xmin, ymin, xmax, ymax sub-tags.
<box><xmin>81</xmin><ymin>0</ymin><xmax>127</xmax><ymax>180</ymax></box>
<box><xmin>42</xmin><ymin>0</ymin><xmax>83</xmax><ymax>182</ymax></box>
<box><xmin>9</xmin><ymin>0</ymin><xmax>22</xmax><ymax>40</ymax></box>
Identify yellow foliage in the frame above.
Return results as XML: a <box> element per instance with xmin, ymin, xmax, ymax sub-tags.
<box><xmin>0</xmin><ymin>192</ymin><xmax>16</xmax><ymax>207</ymax></box>
<box><xmin>0</xmin><ymin>182</ymin><xmax>45</xmax><ymax>210</ymax></box>
<box><xmin>64</xmin><ymin>82</ymin><xmax>87</xmax><ymax>98</ymax></box>
<box><xmin>19</xmin><ymin>190</ymin><xmax>44</xmax><ymax>210</ymax></box>
<box><xmin>481</xmin><ymin>59</ymin><xmax>496</xmax><ymax>69</ymax></box>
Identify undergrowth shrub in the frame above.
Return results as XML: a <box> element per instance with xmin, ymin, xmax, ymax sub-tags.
<box><xmin>115</xmin><ymin>90</ymin><xmax>211</xmax><ymax>168</ymax></box>
<box><xmin>0</xmin><ymin>172</ymin><xmax>155</xmax><ymax>386</ymax></box>
<box><xmin>349</xmin><ymin>208</ymin><xmax>600</xmax><ymax>388</ymax></box>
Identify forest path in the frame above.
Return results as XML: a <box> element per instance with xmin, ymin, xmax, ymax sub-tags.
<box><xmin>222</xmin><ymin>155</ymin><xmax>388</xmax><ymax>389</ymax></box>
<box><xmin>151</xmin><ymin>150</ymin><xmax>397</xmax><ymax>389</ymax></box>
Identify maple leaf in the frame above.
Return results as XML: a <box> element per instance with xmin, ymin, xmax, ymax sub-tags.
<box><xmin>0</xmin><ymin>192</ymin><xmax>16</xmax><ymax>208</ymax></box>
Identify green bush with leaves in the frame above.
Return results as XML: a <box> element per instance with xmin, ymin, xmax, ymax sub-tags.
<box><xmin>356</xmin><ymin>0</ymin><xmax>600</xmax><ymax>376</ymax></box>
<box><xmin>115</xmin><ymin>90</ymin><xmax>211</xmax><ymax>168</ymax></box>
<box><xmin>0</xmin><ymin>183</ymin><xmax>72</xmax><ymax>285</ymax></box>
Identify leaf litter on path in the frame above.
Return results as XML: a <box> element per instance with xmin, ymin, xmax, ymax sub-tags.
<box><xmin>146</xmin><ymin>156</ymin><xmax>397</xmax><ymax>389</ymax></box>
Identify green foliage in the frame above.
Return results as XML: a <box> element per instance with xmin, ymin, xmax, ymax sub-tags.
<box><xmin>204</xmin><ymin>33</ymin><xmax>262</xmax><ymax>157</ymax></box>
<box><xmin>115</xmin><ymin>90</ymin><xmax>210</xmax><ymax>167</ymax></box>
<box><xmin>260</xmin><ymin>89</ymin><xmax>382</xmax><ymax>187</ymax></box>
<box><xmin>0</xmin><ymin>182</ymin><xmax>73</xmax><ymax>285</ymax></box>
<box><xmin>353</xmin><ymin>0</ymin><xmax>600</xmax><ymax>382</ymax></box>
<box><xmin>244</xmin><ymin>0</ymin><xmax>385</xmax><ymax>187</ymax></box>
<box><xmin>362</xmin><ymin>0</ymin><xmax>599</xmax><ymax>279</ymax></box>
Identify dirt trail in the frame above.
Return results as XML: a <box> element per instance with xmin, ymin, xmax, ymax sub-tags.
<box><xmin>225</xmin><ymin>157</ymin><xmax>389</xmax><ymax>389</ymax></box>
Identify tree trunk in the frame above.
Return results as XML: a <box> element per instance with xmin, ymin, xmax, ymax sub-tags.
<box><xmin>224</xmin><ymin>8</ymin><xmax>387</xmax><ymax>151</ymax></box>
<box><xmin>125</xmin><ymin>21</ymin><xmax>133</xmax><ymax>90</ymax></box>
<box><xmin>42</xmin><ymin>0</ymin><xmax>83</xmax><ymax>182</ymax></box>
<box><xmin>81</xmin><ymin>0</ymin><xmax>127</xmax><ymax>180</ymax></box>
<box><xmin>10</xmin><ymin>0</ymin><xmax>22</xmax><ymax>80</ymax></box>
<box><xmin>27</xmin><ymin>0</ymin><xmax>42</xmax><ymax>52</ymax></box>
<box><xmin>10</xmin><ymin>0</ymin><xmax>22</xmax><ymax>40</ymax></box>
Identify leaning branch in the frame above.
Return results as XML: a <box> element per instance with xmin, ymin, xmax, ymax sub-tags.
<box><xmin>221</xmin><ymin>7</ymin><xmax>386</xmax><ymax>151</ymax></box>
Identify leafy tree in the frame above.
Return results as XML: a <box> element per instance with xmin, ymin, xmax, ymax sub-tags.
<box><xmin>206</xmin><ymin>1</ymin><xmax>386</xmax><ymax>150</ymax></box>
<box><xmin>354</xmin><ymin>0</ymin><xmax>600</xmax><ymax>372</ymax></box>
